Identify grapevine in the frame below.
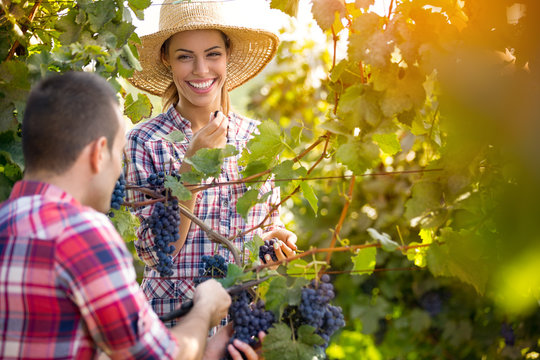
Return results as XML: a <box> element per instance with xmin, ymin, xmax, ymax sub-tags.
<box><xmin>108</xmin><ymin>174</ymin><xmax>126</xmax><ymax>217</ymax></box>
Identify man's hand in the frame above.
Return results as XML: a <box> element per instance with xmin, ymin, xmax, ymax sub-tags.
<box><xmin>192</xmin><ymin>279</ymin><xmax>231</xmax><ymax>327</ymax></box>
<box><xmin>204</xmin><ymin>325</ymin><xmax>267</xmax><ymax>360</ymax></box>
<box><xmin>261</xmin><ymin>228</ymin><xmax>297</xmax><ymax>266</ymax></box>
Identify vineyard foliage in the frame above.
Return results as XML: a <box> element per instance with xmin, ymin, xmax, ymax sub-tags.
<box><xmin>1</xmin><ymin>0</ymin><xmax>540</xmax><ymax>359</ymax></box>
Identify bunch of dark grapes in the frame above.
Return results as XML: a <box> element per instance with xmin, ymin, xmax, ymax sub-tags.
<box><xmin>193</xmin><ymin>254</ymin><xmax>228</xmax><ymax>284</ymax></box>
<box><xmin>283</xmin><ymin>274</ymin><xmax>345</xmax><ymax>347</ymax></box>
<box><xmin>147</xmin><ymin>170</ymin><xmax>181</xmax><ymax>188</ymax></box>
<box><xmin>108</xmin><ymin>174</ymin><xmax>126</xmax><ymax>217</ymax></box>
<box><xmin>225</xmin><ymin>290</ymin><xmax>275</xmax><ymax>359</ymax></box>
<box><xmin>259</xmin><ymin>238</ymin><xmax>278</xmax><ymax>263</ymax></box>
<box><xmin>501</xmin><ymin>322</ymin><xmax>515</xmax><ymax>346</ymax></box>
<box><xmin>145</xmin><ymin>200</ymin><xmax>180</xmax><ymax>277</ymax></box>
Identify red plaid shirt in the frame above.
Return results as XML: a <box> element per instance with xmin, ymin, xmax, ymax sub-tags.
<box><xmin>0</xmin><ymin>181</ymin><xmax>179</xmax><ymax>359</ymax></box>
<box><xmin>125</xmin><ymin>107</ymin><xmax>283</xmax><ymax>324</ymax></box>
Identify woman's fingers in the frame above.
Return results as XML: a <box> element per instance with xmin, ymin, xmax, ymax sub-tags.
<box><xmin>228</xmin><ymin>339</ymin><xmax>259</xmax><ymax>360</ymax></box>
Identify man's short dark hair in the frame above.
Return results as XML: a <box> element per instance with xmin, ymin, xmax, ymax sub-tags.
<box><xmin>22</xmin><ymin>71</ymin><xmax>120</xmax><ymax>174</ymax></box>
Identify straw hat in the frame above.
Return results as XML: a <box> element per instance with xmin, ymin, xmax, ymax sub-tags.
<box><xmin>129</xmin><ymin>0</ymin><xmax>280</xmax><ymax>96</ymax></box>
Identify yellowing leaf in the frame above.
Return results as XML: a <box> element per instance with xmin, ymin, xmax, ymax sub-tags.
<box><xmin>311</xmin><ymin>0</ymin><xmax>346</xmax><ymax>31</ymax></box>
<box><xmin>372</xmin><ymin>133</ymin><xmax>402</xmax><ymax>155</ymax></box>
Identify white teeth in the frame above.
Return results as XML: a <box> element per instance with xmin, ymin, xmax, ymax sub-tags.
<box><xmin>189</xmin><ymin>80</ymin><xmax>213</xmax><ymax>89</ymax></box>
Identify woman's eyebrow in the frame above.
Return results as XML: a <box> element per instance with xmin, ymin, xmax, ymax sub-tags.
<box><xmin>174</xmin><ymin>45</ymin><xmax>222</xmax><ymax>53</ymax></box>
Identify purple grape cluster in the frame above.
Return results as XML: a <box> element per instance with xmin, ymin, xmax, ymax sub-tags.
<box><xmin>259</xmin><ymin>238</ymin><xmax>278</xmax><ymax>263</ymax></box>
<box><xmin>108</xmin><ymin>174</ymin><xmax>126</xmax><ymax>217</ymax></box>
<box><xmin>283</xmin><ymin>274</ymin><xmax>345</xmax><ymax>347</ymax></box>
<box><xmin>145</xmin><ymin>200</ymin><xmax>180</xmax><ymax>277</ymax></box>
<box><xmin>501</xmin><ymin>322</ymin><xmax>515</xmax><ymax>346</ymax></box>
<box><xmin>147</xmin><ymin>170</ymin><xmax>181</xmax><ymax>188</ymax></box>
<box><xmin>226</xmin><ymin>290</ymin><xmax>275</xmax><ymax>359</ymax></box>
<box><xmin>194</xmin><ymin>254</ymin><xmax>228</xmax><ymax>284</ymax></box>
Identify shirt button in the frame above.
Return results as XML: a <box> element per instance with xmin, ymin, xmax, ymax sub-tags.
<box><xmin>223</xmin><ymin>199</ymin><xmax>229</xmax><ymax>207</ymax></box>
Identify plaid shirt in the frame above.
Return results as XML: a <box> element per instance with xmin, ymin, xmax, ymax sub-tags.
<box><xmin>0</xmin><ymin>181</ymin><xmax>179</xmax><ymax>359</ymax></box>
<box><xmin>125</xmin><ymin>106</ymin><xmax>282</xmax><ymax>323</ymax></box>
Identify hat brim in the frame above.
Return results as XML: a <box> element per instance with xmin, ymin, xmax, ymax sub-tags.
<box><xmin>128</xmin><ymin>25</ymin><xmax>279</xmax><ymax>97</ymax></box>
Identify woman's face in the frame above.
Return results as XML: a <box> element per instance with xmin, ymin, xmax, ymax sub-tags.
<box><xmin>164</xmin><ymin>29</ymin><xmax>228</xmax><ymax>112</ymax></box>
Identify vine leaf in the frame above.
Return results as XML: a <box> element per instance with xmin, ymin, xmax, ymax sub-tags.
<box><xmin>351</xmin><ymin>247</ymin><xmax>376</xmax><ymax>275</ymax></box>
<box><xmin>372</xmin><ymin>133</ymin><xmax>401</xmax><ymax>155</ymax></box>
<box><xmin>311</xmin><ymin>0</ymin><xmax>346</xmax><ymax>32</ymax></box>
<box><xmin>243</xmin><ymin>120</ymin><xmax>285</xmax><ymax>168</ymax></box>
<box><xmin>161</xmin><ymin>130</ymin><xmax>185</xmax><ymax>143</ymax></box>
<box><xmin>367</xmin><ymin>227</ymin><xmax>399</xmax><ymax>252</ymax></box>
<box><xmin>236</xmin><ymin>189</ymin><xmax>271</xmax><ymax>219</ymax></box>
<box><xmin>265</xmin><ymin>276</ymin><xmax>306</xmax><ymax>319</ymax></box>
<box><xmin>355</xmin><ymin>0</ymin><xmax>374</xmax><ymax>9</ymax></box>
<box><xmin>300</xmin><ymin>181</ymin><xmax>318</xmax><ymax>214</ymax></box>
<box><xmin>262</xmin><ymin>323</ymin><xmax>322</xmax><ymax>360</ymax></box>
<box><xmin>270</xmin><ymin>0</ymin><xmax>300</xmax><ymax>17</ymax></box>
<box><xmin>185</xmin><ymin>145</ymin><xmax>237</xmax><ymax>178</ymax></box>
<box><xmin>335</xmin><ymin>140</ymin><xmax>379</xmax><ymax>175</ymax></box>
<box><xmin>124</xmin><ymin>93</ymin><xmax>152</xmax><ymax>124</ymax></box>
<box><xmin>245</xmin><ymin>235</ymin><xmax>265</xmax><ymax>263</ymax></box>
<box><xmin>286</xmin><ymin>259</ymin><xmax>316</xmax><ymax>280</ymax></box>
<box><xmin>426</xmin><ymin>228</ymin><xmax>489</xmax><ymax>294</ymax></box>
<box><xmin>164</xmin><ymin>175</ymin><xmax>192</xmax><ymax>201</ymax></box>
<box><xmin>108</xmin><ymin>208</ymin><xmax>140</xmax><ymax>242</ymax></box>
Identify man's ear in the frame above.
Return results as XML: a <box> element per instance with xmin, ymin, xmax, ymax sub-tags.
<box><xmin>89</xmin><ymin>136</ymin><xmax>108</xmax><ymax>174</ymax></box>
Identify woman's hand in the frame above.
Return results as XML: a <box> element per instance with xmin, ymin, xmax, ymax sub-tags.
<box><xmin>261</xmin><ymin>228</ymin><xmax>297</xmax><ymax>267</ymax></box>
<box><xmin>204</xmin><ymin>325</ymin><xmax>266</xmax><ymax>360</ymax></box>
<box><xmin>186</xmin><ymin>111</ymin><xmax>228</xmax><ymax>157</ymax></box>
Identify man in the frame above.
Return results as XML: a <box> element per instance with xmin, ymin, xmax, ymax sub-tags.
<box><xmin>0</xmin><ymin>72</ymin><xmax>240</xmax><ymax>359</ymax></box>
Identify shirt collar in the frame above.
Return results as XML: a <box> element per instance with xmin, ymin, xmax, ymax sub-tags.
<box><xmin>10</xmin><ymin>180</ymin><xmax>79</xmax><ymax>206</ymax></box>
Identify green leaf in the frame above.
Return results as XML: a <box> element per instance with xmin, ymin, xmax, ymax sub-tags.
<box><xmin>161</xmin><ymin>130</ymin><xmax>185</xmax><ymax>143</ymax></box>
<box><xmin>300</xmin><ymin>181</ymin><xmax>318</xmax><ymax>214</ymax></box>
<box><xmin>367</xmin><ymin>228</ymin><xmax>399</xmax><ymax>252</ymax></box>
<box><xmin>57</xmin><ymin>10</ymin><xmax>82</xmax><ymax>44</ymax></box>
<box><xmin>351</xmin><ymin>247</ymin><xmax>376</xmax><ymax>275</ymax></box>
<box><xmin>164</xmin><ymin>175</ymin><xmax>192</xmax><ymax>201</ymax></box>
<box><xmin>286</xmin><ymin>259</ymin><xmax>316</xmax><ymax>280</ymax></box>
<box><xmin>297</xmin><ymin>325</ymin><xmax>326</xmax><ymax>346</ymax></box>
<box><xmin>109</xmin><ymin>208</ymin><xmax>140</xmax><ymax>242</ymax></box>
<box><xmin>272</xmin><ymin>160</ymin><xmax>307</xmax><ymax>181</ymax></box>
<box><xmin>245</xmin><ymin>120</ymin><xmax>285</xmax><ymax>165</ymax></box>
<box><xmin>184</xmin><ymin>147</ymin><xmax>227</xmax><ymax>178</ymax></box>
<box><xmin>0</xmin><ymin>130</ymin><xmax>24</xmax><ymax>169</ymax></box>
<box><xmin>217</xmin><ymin>263</ymin><xmax>245</xmax><ymax>288</ymax></box>
<box><xmin>338</xmin><ymin>84</ymin><xmax>382</xmax><ymax>127</ymax></box>
<box><xmin>265</xmin><ymin>277</ymin><xmax>298</xmax><ymax>318</ymax></box>
<box><xmin>236</xmin><ymin>189</ymin><xmax>260</xmax><ymax>219</ymax></box>
<box><xmin>84</xmin><ymin>1</ymin><xmax>116</xmax><ymax>32</ymax></box>
<box><xmin>372</xmin><ymin>133</ymin><xmax>401</xmax><ymax>155</ymax></box>
<box><xmin>245</xmin><ymin>235</ymin><xmax>265</xmax><ymax>263</ymax></box>
<box><xmin>262</xmin><ymin>324</ymin><xmax>322</xmax><ymax>360</ymax></box>
<box><xmin>124</xmin><ymin>93</ymin><xmax>152</xmax><ymax>124</ymax></box>
<box><xmin>404</xmin><ymin>180</ymin><xmax>443</xmax><ymax>224</ymax></box>
<box><xmin>335</xmin><ymin>140</ymin><xmax>379</xmax><ymax>175</ymax></box>
<box><xmin>426</xmin><ymin>228</ymin><xmax>489</xmax><ymax>294</ymax></box>
<box><xmin>0</xmin><ymin>174</ymin><xmax>14</xmax><ymax>202</ymax></box>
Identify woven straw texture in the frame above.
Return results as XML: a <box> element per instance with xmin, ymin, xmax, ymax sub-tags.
<box><xmin>129</xmin><ymin>0</ymin><xmax>280</xmax><ymax>96</ymax></box>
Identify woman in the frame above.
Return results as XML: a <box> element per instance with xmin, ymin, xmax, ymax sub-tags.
<box><xmin>125</xmin><ymin>0</ymin><xmax>297</xmax><ymax>352</ymax></box>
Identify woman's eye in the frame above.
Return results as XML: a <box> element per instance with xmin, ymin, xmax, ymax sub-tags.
<box><xmin>207</xmin><ymin>52</ymin><xmax>222</xmax><ymax>58</ymax></box>
<box><xmin>177</xmin><ymin>54</ymin><xmax>191</xmax><ymax>61</ymax></box>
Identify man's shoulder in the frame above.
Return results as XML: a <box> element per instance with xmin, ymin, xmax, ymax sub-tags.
<box><xmin>1</xmin><ymin>193</ymin><xmax>117</xmax><ymax>241</ymax></box>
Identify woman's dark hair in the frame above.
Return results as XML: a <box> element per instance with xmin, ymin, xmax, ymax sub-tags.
<box><xmin>22</xmin><ymin>71</ymin><xmax>120</xmax><ymax>174</ymax></box>
<box><xmin>160</xmin><ymin>30</ymin><xmax>231</xmax><ymax>114</ymax></box>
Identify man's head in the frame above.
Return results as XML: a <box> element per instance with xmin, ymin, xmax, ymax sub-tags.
<box><xmin>22</xmin><ymin>72</ymin><xmax>126</xmax><ymax>212</ymax></box>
